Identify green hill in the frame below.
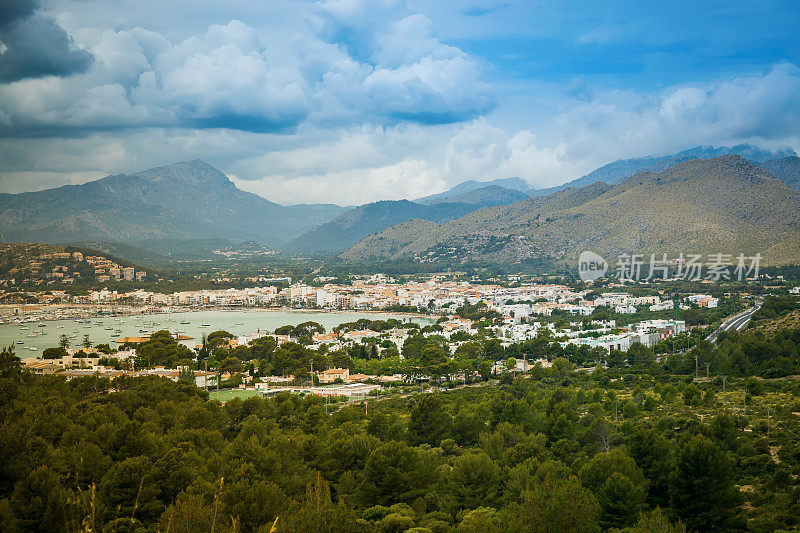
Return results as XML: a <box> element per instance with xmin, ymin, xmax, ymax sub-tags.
<box><xmin>342</xmin><ymin>219</ymin><xmax>443</xmax><ymax>261</ymax></box>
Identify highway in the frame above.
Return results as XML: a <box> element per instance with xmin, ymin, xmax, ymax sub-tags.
<box><xmin>707</xmin><ymin>300</ymin><xmax>761</xmax><ymax>343</ymax></box>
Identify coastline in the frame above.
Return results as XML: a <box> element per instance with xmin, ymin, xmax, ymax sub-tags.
<box><xmin>0</xmin><ymin>304</ymin><xmax>437</xmax><ymax>324</ymax></box>
<box><xmin>2</xmin><ymin>307</ymin><xmax>437</xmax><ymax>358</ymax></box>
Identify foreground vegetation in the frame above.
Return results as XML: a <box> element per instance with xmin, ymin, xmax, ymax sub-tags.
<box><xmin>2</xmin><ymin>341</ymin><xmax>800</xmax><ymax>532</ymax></box>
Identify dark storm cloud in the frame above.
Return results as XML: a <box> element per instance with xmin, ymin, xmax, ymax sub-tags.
<box><xmin>0</xmin><ymin>0</ymin><xmax>38</xmax><ymax>28</ymax></box>
<box><xmin>0</xmin><ymin>0</ymin><xmax>93</xmax><ymax>82</ymax></box>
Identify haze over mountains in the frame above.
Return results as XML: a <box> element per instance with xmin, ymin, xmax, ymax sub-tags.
<box><xmin>284</xmin><ymin>200</ymin><xmax>482</xmax><ymax>254</ymax></box>
<box><xmin>285</xmin><ymin>181</ymin><xmax>532</xmax><ymax>254</ymax></box>
<box><xmin>342</xmin><ymin>156</ymin><xmax>800</xmax><ymax>267</ymax></box>
<box><xmin>2</xmin><ymin>144</ymin><xmax>800</xmax><ymax>268</ymax></box>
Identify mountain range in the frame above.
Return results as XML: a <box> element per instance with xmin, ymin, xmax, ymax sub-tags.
<box><xmin>284</xmin><ymin>200</ymin><xmax>484</xmax><ymax>254</ymax></box>
<box><xmin>758</xmin><ymin>156</ymin><xmax>800</xmax><ymax>190</ymax></box>
<box><xmin>341</xmin><ymin>156</ymin><xmax>800</xmax><ymax>268</ymax></box>
<box><xmin>284</xmin><ymin>184</ymin><xmax>534</xmax><ymax>254</ymax></box>
<box><xmin>2</xmin><ymin>144</ymin><xmax>800</xmax><ymax>269</ymax></box>
<box><xmin>0</xmin><ymin>161</ymin><xmax>346</xmax><ymax>245</ymax></box>
<box><xmin>286</xmin><ymin>144</ymin><xmax>800</xmax><ymax>256</ymax></box>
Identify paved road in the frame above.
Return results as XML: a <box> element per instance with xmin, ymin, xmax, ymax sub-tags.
<box><xmin>707</xmin><ymin>301</ymin><xmax>761</xmax><ymax>343</ymax></box>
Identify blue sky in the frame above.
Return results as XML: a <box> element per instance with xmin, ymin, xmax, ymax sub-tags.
<box><xmin>0</xmin><ymin>0</ymin><xmax>798</xmax><ymax>204</ymax></box>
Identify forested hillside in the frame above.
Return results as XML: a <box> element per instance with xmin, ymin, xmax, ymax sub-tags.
<box><xmin>2</xmin><ymin>330</ymin><xmax>800</xmax><ymax>532</ymax></box>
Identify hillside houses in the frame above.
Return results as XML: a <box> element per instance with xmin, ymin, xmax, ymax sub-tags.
<box><xmin>566</xmin><ymin>319</ymin><xmax>686</xmax><ymax>352</ymax></box>
<box><xmin>686</xmin><ymin>294</ymin><xmax>719</xmax><ymax>307</ymax></box>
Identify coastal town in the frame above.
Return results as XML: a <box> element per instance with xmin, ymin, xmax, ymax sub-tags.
<box><xmin>12</xmin><ymin>272</ymin><xmax>736</xmax><ymax>399</ymax></box>
<box><xmin>14</xmin><ymin>273</ymin><xmax>720</xmax><ymax>314</ymax></box>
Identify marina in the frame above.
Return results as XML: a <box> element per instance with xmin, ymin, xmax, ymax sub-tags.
<box><xmin>1</xmin><ymin>309</ymin><xmax>432</xmax><ymax>357</ymax></box>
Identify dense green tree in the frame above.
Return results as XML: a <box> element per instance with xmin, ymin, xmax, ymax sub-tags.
<box><xmin>3</xmin><ymin>315</ymin><xmax>800</xmax><ymax>533</ymax></box>
<box><xmin>551</xmin><ymin>357</ymin><xmax>574</xmax><ymax>380</ymax></box>
<box><xmin>507</xmin><ymin>475</ymin><xmax>601</xmax><ymax>533</ymax></box>
<box><xmin>669</xmin><ymin>435</ymin><xmax>740</xmax><ymax>531</ymax></box>
<box><xmin>206</xmin><ymin>330</ymin><xmax>234</xmax><ymax>347</ymax></box>
<box><xmin>580</xmin><ymin>449</ymin><xmax>648</xmax><ymax>529</ymax></box>
<box><xmin>408</xmin><ymin>394</ymin><xmax>451</xmax><ymax>446</ymax></box>
<box><xmin>448</xmin><ymin>452</ymin><xmax>501</xmax><ymax>510</ymax></box>
<box><xmin>271</xmin><ymin>342</ymin><xmax>318</xmax><ymax>376</ymax></box>
<box><xmin>249</xmin><ymin>335</ymin><xmax>277</xmax><ymax>360</ymax></box>
<box><xmin>417</xmin><ymin>344</ymin><xmax>451</xmax><ymax>379</ymax></box>
<box><xmin>359</xmin><ymin>442</ymin><xmax>437</xmax><ymax>506</ymax></box>
<box><xmin>626</xmin><ymin>428</ymin><xmax>674</xmax><ymax>506</ymax></box>
<box><xmin>454</xmin><ymin>340</ymin><xmax>483</xmax><ymax>360</ymax></box>
<box><xmin>218</xmin><ymin>356</ymin><xmax>243</xmax><ymax>374</ymax></box>
<box><xmin>275</xmin><ymin>475</ymin><xmax>358</xmax><ymax>533</ymax></box>
<box><xmin>483</xmin><ymin>338</ymin><xmax>505</xmax><ymax>360</ymax></box>
<box><xmin>8</xmin><ymin>465</ymin><xmax>69</xmax><ymax>531</ymax></box>
<box><xmin>223</xmin><ymin>479</ymin><xmax>286</xmax><ymax>532</ymax></box>
<box><xmin>42</xmin><ymin>346</ymin><xmax>68</xmax><ymax>359</ymax></box>
<box><xmin>135</xmin><ymin>330</ymin><xmax>194</xmax><ymax>368</ymax></box>
<box><xmin>622</xmin><ymin>507</ymin><xmax>686</xmax><ymax>533</ymax></box>
<box><xmin>607</xmin><ymin>349</ymin><xmax>626</xmax><ymax>368</ymax></box>
<box><xmin>100</xmin><ymin>455</ymin><xmax>163</xmax><ymax>523</ymax></box>
<box><xmin>159</xmin><ymin>492</ymin><xmax>218</xmax><ymax>533</ymax></box>
<box><xmin>627</xmin><ymin>342</ymin><xmax>655</xmax><ymax>367</ymax></box>
<box><xmin>457</xmin><ymin>507</ymin><xmax>502</xmax><ymax>532</ymax></box>
<box><xmin>451</xmin><ymin>408</ymin><xmax>484</xmax><ymax>447</ymax></box>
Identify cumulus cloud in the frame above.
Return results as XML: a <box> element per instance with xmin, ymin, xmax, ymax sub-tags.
<box><xmin>551</xmin><ymin>64</ymin><xmax>800</xmax><ymax>166</ymax></box>
<box><xmin>0</xmin><ymin>1</ymin><xmax>493</xmax><ymax>136</ymax></box>
<box><xmin>310</xmin><ymin>0</ymin><xmax>409</xmax><ymax>62</ymax></box>
<box><xmin>3</xmin><ymin>59</ymin><xmax>800</xmax><ymax>205</ymax></box>
<box><xmin>234</xmin><ymin>156</ymin><xmax>444</xmax><ymax>206</ymax></box>
<box><xmin>1</xmin><ymin>1</ymin><xmax>799</xmax><ymax>205</ymax></box>
<box><xmin>141</xmin><ymin>21</ymin><xmax>309</xmax><ymax>132</ymax></box>
<box><xmin>439</xmin><ymin>120</ymin><xmax>585</xmax><ymax>189</ymax></box>
<box><xmin>226</xmin><ymin>122</ymin><xmax>455</xmax><ymax>204</ymax></box>
<box><xmin>0</xmin><ymin>0</ymin><xmax>93</xmax><ymax>82</ymax></box>
<box><xmin>0</xmin><ymin>20</ymin><xmax>311</xmax><ymax>134</ymax></box>
<box><xmin>310</xmin><ymin>1</ymin><xmax>494</xmax><ymax>125</ymax></box>
<box><xmin>0</xmin><ymin>0</ymin><xmax>38</xmax><ymax>28</ymax></box>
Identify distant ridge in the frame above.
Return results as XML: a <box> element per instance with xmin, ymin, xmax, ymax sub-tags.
<box><xmin>415</xmin><ymin>177</ymin><xmax>530</xmax><ymax>204</ymax></box>
<box><xmin>4</xmin><ymin>146</ymin><xmax>799</xmax><ymax>256</ymax></box>
<box><xmin>758</xmin><ymin>156</ymin><xmax>800</xmax><ymax>190</ymax></box>
<box><xmin>284</xmin><ymin>200</ymin><xmax>482</xmax><ymax>255</ymax></box>
<box><xmin>529</xmin><ymin>144</ymin><xmax>797</xmax><ymax>195</ymax></box>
